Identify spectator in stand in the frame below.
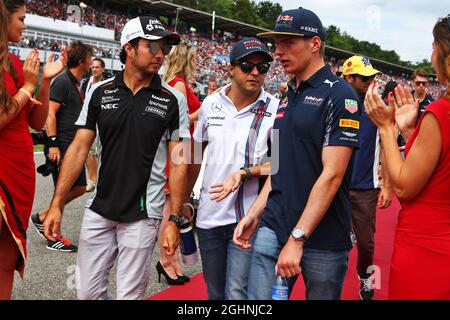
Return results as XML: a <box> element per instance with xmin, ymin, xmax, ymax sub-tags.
<box><xmin>207</xmin><ymin>79</ymin><xmax>218</xmax><ymax>95</ymax></box>
<box><xmin>365</xmin><ymin>14</ymin><xmax>450</xmax><ymax>299</ymax></box>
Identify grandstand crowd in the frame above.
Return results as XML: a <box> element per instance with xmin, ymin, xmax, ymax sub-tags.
<box><xmin>17</xmin><ymin>0</ymin><xmax>444</xmax><ymax>97</ymax></box>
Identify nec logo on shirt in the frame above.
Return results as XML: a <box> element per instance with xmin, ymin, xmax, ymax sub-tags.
<box><xmin>101</xmin><ymin>103</ymin><xmax>118</xmax><ymax>110</ymax></box>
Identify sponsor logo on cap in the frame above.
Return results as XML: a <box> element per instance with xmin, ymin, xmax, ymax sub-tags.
<box><xmin>339</xmin><ymin>119</ymin><xmax>360</xmax><ymax>129</ymax></box>
<box><xmin>362</xmin><ymin>56</ymin><xmax>371</xmax><ymax>66</ymax></box>
<box><xmin>344</xmin><ymin>99</ymin><xmax>358</xmax><ymax>114</ymax></box>
<box><xmin>300</xmin><ymin>26</ymin><xmax>318</xmax><ymax>33</ymax></box>
<box><xmin>146</xmin><ymin>19</ymin><xmax>165</xmax><ymax>32</ymax></box>
<box><xmin>277</xmin><ymin>15</ymin><xmax>294</xmax><ymax>22</ymax></box>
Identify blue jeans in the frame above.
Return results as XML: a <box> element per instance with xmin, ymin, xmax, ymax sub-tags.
<box><xmin>197</xmin><ymin>223</ymin><xmax>253</xmax><ymax>300</ymax></box>
<box><xmin>248</xmin><ymin>226</ymin><xmax>349</xmax><ymax>300</ymax></box>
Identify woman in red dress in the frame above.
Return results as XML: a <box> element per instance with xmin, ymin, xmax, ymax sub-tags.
<box><xmin>365</xmin><ymin>16</ymin><xmax>450</xmax><ymax>299</ymax></box>
<box><xmin>155</xmin><ymin>42</ymin><xmax>201</xmax><ymax>285</ymax></box>
<box><xmin>0</xmin><ymin>0</ymin><xmax>66</xmax><ymax>299</ymax></box>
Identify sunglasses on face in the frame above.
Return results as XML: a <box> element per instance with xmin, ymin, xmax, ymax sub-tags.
<box><xmin>236</xmin><ymin>61</ymin><xmax>270</xmax><ymax>74</ymax></box>
<box><xmin>356</xmin><ymin>75</ymin><xmax>375</xmax><ymax>83</ymax></box>
<box><xmin>415</xmin><ymin>81</ymin><xmax>428</xmax><ymax>87</ymax></box>
<box><xmin>146</xmin><ymin>41</ymin><xmax>172</xmax><ymax>55</ymax></box>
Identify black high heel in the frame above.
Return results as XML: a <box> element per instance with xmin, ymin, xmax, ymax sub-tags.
<box><xmin>177</xmin><ymin>274</ymin><xmax>190</xmax><ymax>283</ymax></box>
<box><xmin>156</xmin><ymin>261</ymin><xmax>185</xmax><ymax>285</ymax></box>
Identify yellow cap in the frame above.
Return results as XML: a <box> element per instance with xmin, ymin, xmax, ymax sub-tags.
<box><xmin>342</xmin><ymin>55</ymin><xmax>380</xmax><ymax>77</ymax></box>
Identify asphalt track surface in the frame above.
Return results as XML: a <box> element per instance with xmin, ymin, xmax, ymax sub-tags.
<box><xmin>12</xmin><ymin>153</ymin><xmax>203</xmax><ymax>300</ymax></box>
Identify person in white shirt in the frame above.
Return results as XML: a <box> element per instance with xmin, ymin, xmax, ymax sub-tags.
<box><xmin>84</xmin><ymin>57</ymin><xmax>105</xmax><ymax>192</ymax></box>
<box><xmin>187</xmin><ymin>38</ymin><xmax>279</xmax><ymax>300</ymax></box>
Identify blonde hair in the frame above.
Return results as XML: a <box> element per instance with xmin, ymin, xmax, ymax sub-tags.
<box><xmin>433</xmin><ymin>16</ymin><xmax>450</xmax><ymax>99</ymax></box>
<box><xmin>163</xmin><ymin>43</ymin><xmax>196</xmax><ymax>84</ymax></box>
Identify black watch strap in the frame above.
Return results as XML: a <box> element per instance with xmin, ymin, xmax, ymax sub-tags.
<box><xmin>240</xmin><ymin>167</ymin><xmax>252</xmax><ymax>182</ymax></box>
<box><xmin>168</xmin><ymin>214</ymin><xmax>190</xmax><ymax>229</ymax></box>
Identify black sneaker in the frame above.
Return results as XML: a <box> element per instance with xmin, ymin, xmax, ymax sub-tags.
<box><xmin>359</xmin><ymin>276</ymin><xmax>374</xmax><ymax>300</ymax></box>
<box><xmin>30</xmin><ymin>213</ymin><xmax>46</xmax><ymax>240</ymax></box>
<box><xmin>46</xmin><ymin>236</ymin><xmax>78</xmax><ymax>252</ymax></box>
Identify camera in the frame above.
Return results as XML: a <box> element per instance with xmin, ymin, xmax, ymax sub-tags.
<box><xmin>36</xmin><ymin>159</ymin><xmax>58</xmax><ymax>177</ymax></box>
<box><xmin>31</xmin><ymin>130</ymin><xmax>47</xmax><ymax>145</ymax></box>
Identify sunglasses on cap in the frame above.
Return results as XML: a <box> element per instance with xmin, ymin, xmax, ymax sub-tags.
<box><xmin>146</xmin><ymin>41</ymin><xmax>172</xmax><ymax>55</ymax></box>
<box><xmin>234</xmin><ymin>61</ymin><xmax>270</xmax><ymax>74</ymax></box>
<box><xmin>414</xmin><ymin>81</ymin><xmax>428</xmax><ymax>86</ymax></box>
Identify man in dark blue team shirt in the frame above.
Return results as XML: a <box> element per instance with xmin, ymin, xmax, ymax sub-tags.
<box><xmin>233</xmin><ymin>7</ymin><xmax>361</xmax><ymax>300</ymax></box>
<box><xmin>342</xmin><ymin>55</ymin><xmax>392</xmax><ymax>300</ymax></box>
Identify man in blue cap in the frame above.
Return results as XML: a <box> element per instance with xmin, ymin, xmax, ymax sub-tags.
<box><xmin>234</xmin><ymin>8</ymin><xmax>361</xmax><ymax>300</ymax></box>
<box><xmin>187</xmin><ymin>37</ymin><xmax>279</xmax><ymax>299</ymax></box>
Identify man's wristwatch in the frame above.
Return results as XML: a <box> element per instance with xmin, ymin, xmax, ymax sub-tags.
<box><xmin>240</xmin><ymin>167</ymin><xmax>252</xmax><ymax>182</ymax></box>
<box><xmin>168</xmin><ymin>214</ymin><xmax>190</xmax><ymax>229</ymax></box>
<box><xmin>291</xmin><ymin>228</ymin><xmax>308</xmax><ymax>242</ymax></box>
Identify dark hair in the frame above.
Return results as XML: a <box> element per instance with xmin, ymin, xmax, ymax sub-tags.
<box><xmin>92</xmin><ymin>57</ymin><xmax>105</xmax><ymax>68</ymax></box>
<box><xmin>119</xmin><ymin>38</ymin><xmax>140</xmax><ymax>64</ymax></box>
<box><xmin>433</xmin><ymin>15</ymin><xmax>450</xmax><ymax>98</ymax></box>
<box><xmin>382</xmin><ymin>80</ymin><xmax>398</xmax><ymax>100</ymax></box>
<box><xmin>67</xmin><ymin>41</ymin><xmax>94</xmax><ymax>69</ymax></box>
<box><xmin>1</xmin><ymin>0</ymin><xmax>26</xmax><ymax>114</ymax></box>
<box><xmin>412</xmin><ymin>68</ymin><xmax>428</xmax><ymax>80</ymax></box>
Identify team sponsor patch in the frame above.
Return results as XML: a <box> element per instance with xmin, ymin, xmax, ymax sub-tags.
<box><xmin>211</xmin><ymin>102</ymin><xmax>223</xmax><ymax>113</ymax></box>
<box><xmin>101</xmin><ymin>96</ymin><xmax>120</xmax><ymax>103</ymax></box>
<box><xmin>344</xmin><ymin>99</ymin><xmax>358</xmax><ymax>114</ymax></box>
<box><xmin>101</xmin><ymin>103</ymin><xmax>118</xmax><ymax>110</ymax></box>
<box><xmin>276</xmin><ymin>111</ymin><xmax>285</xmax><ymax>119</ymax></box>
<box><xmin>339</xmin><ymin>119</ymin><xmax>360</xmax><ymax>129</ymax></box>
<box><xmin>342</xmin><ymin>131</ymin><xmax>358</xmax><ymax>138</ymax></box>
<box><xmin>278</xmin><ymin>97</ymin><xmax>288</xmax><ymax>109</ymax></box>
<box><xmin>145</xmin><ymin>106</ymin><xmax>166</xmax><ymax>118</ymax></box>
<box><xmin>251</xmin><ymin>108</ymin><xmax>272</xmax><ymax>117</ymax></box>
<box><xmin>303</xmin><ymin>95</ymin><xmax>324</xmax><ymax>106</ymax></box>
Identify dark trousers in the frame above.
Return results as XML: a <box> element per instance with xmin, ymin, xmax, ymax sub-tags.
<box><xmin>350</xmin><ymin>189</ymin><xmax>379</xmax><ymax>278</ymax></box>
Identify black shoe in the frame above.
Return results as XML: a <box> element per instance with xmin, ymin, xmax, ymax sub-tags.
<box><xmin>30</xmin><ymin>213</ymin><xmax>46</xmax><ymax>240</ymax></box>
<box><xmin>46</xmin><ymin>236</ymin><xmax>78</xmax><ymax>252</ymax></box>
<box><xmin>177</xmin><ymin>274</ymin><xmax>190</xmax><ymax>283</ymax></box>
<box><xmin>359</xmin><ymin>276</ymin><xmax>374</xmax><ymax>300</ymax></box>
<box><xmin>156</xmin><ymin>261</ymin><xmax>185</xmax><ymax>285</ymax></box>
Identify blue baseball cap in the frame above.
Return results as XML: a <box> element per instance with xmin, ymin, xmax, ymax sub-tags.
<box><xmin>257</xmin><ymin>7</ymin><xmax>326</xmax><ymax>41</ymax></box>
<box><xmin>229</xmin><ymin>37</ymin><xmax>273</xmax><ymax>62</ymax></box>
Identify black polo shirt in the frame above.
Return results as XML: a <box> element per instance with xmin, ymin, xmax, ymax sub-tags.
<box><xmin>75</xmin><ymin>71</ymin><xmax>190</xmax><ymax>222</ymax></box>
<box><xmin>260</xmin><ymin>65</ymin><xmax>361</xmax><ymax>250</ymax></box>
<box><xmin>416</xmin><ymin>94</ymin><xmax>435</xmax><ymax>124</ymax></box>
<box><xmin>50</xmin><ymin>70</ymin><xmax>84</xmax><ymax>145</ymax></box>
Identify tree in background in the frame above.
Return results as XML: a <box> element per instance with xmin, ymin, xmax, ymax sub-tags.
<box><xmin>255</xmin><ymin>1</ymin><xmax>283</xmax><ymax>29</ymax></box>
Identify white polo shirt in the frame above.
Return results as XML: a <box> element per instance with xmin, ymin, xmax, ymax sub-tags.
<box><xmin>193</xmin><ymin>84</ymin><xmax>279</xmax><ymax>229</ymax></box>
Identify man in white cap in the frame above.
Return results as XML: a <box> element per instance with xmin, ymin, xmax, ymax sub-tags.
<box><xmin>43</xmin><ymin>16</ymin><xmax>190</xmax><ymax>300</ymax></box>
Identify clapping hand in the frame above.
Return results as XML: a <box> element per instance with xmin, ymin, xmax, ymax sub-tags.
<box><xmin>42</xmin><ymin>47</ymin><xmax>67</xmax><ymax>80</ymax></box>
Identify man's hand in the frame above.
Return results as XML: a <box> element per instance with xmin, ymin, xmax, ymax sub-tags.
<box><xmin>276</xmin><ymin>238</ymin><xmax>303</xmax><ymax>278</ymax></box>
<box><xmin>43</xmin><ymin>205</ymin><xmax>63</xmax><ymax>241</ymax></box>
<box><xmin>48</xmin><ymin>146</ymin><xmax>61</xmax><ymax>165</ymax></box>
<box><xmin>163</xmin><ymin>222</ymin><xmax>180</xmax><ymax>256</ymax></box>
<box><xmin>233</xmin><ymin>214</ymin><xmax>259</xmax><ymax>249</ymax></box>
<box><xmin>377</xmin><ymin>187</ymin><xmax>392</xmax><ymax>209</ymax></box>
<box><xmin>209</xmin><ymin>170</ymin><xmax>243</xmax><ymax>202</ymax></box>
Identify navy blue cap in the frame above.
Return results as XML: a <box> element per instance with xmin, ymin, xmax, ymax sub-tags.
<box><xmin>257</xmin><ymin>7</ymin><xmax>326</xmax><ymax>41</ymax></box>
<box><xmin>229</xmin><ymin>37</ymin><xmax>273</xmax><ymax>62</ymax></box>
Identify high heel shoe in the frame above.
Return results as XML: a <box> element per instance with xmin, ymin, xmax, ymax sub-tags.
<box><xmin>156</xmin><ymin>261</ymin><xmax>185</xmax><ymax>285</ymax></box>
<box><xmin>177</xmin><ymin>274</ymin><xmax>190</xmax><ymax>283</ymax></box>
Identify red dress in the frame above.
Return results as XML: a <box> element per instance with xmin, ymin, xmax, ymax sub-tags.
<box><xmin>164</xmin><ymin>76</ymin><xmax>201</xmax><ymax>191</ymax></box>
<box><xmin>389</xmin><ymin>98</ymin><xmax>450</xmax><ymax>299</ymax></box>
<box><xmin>0</xmin><ymin>53</ymin><xmax>35</xmax><ymax>277</ymax></box>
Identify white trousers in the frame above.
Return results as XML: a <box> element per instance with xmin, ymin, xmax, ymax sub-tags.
<box><xmin>76</xmin><ymin>208</ymin><xmax>161</xmax><ymax>300</ymax></box>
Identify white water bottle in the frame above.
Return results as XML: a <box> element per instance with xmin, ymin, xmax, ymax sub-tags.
<box><xmin>179</xmin><ymin>223</ymin><xmax>199</xmax><ymax>266</ymax></box>
<box><xmin>272</xmin><ymin>275</ymin><xmax>289</xmax><ymax>300</ymax></box>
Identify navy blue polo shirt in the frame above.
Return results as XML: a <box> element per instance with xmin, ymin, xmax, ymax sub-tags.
<box><xmin>260</xmin><ymin>65</ymin><xmax>361</xmax><ymax>250</ymax></box>
<box><xmin>350</xmin><ymin>96</ymin><xmax>379</xmax><ymax>190</ymax></box>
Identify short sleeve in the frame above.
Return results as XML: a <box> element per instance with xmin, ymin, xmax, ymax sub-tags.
<box><xmin>193</xmin><ymin>100</ymin><xmax>208</xmax><ymax>143</ymax></box>
<box><xmin>168</xmin><ymin>92</ymin><xmax>190</xmax><ymax>141</ymax></box>
<box><xmin>75</xmin><ymin>84</ymin><xmax>99</xmax><ymax>131</ymax></box>
<box><xmin>323</xmin><ymin>88</ymin><xmax>361</xmax><ymax>148</ymax></box>
<box><xmin>50</xmin><ymin>75</ymin><xmax>69</xmax><ymax>104</ymax></box>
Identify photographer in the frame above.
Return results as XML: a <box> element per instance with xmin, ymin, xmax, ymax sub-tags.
<box><xmin>30</xmin><ymin>41</ymin><xmax>93</xmax><ymax>252</ymax></box>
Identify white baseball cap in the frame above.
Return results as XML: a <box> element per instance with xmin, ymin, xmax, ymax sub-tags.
<box><xmin>120</xmin><ymin>16</ymin><xmax>181</xmax><ymax>47</ymax></box>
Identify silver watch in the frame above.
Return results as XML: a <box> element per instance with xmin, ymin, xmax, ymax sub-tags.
<box><xmin>291</xmin><ymin>228</ymin><xmax>308</xmax><ymax>241</ymax></box>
